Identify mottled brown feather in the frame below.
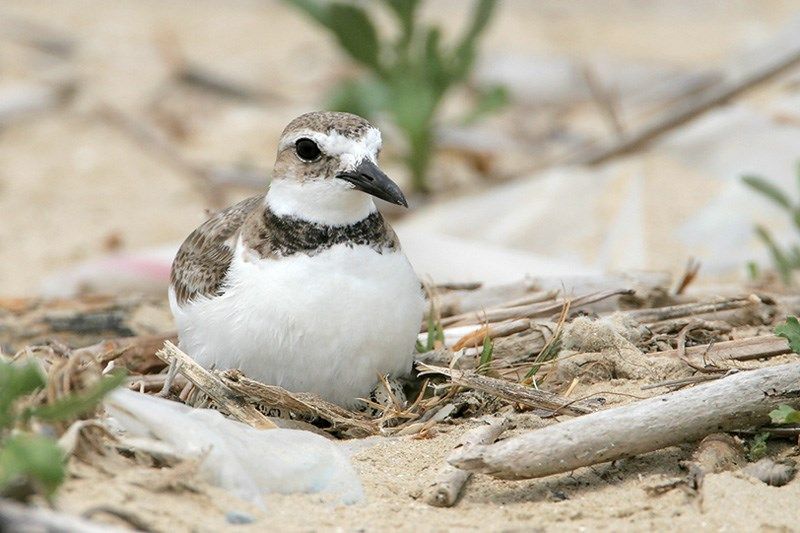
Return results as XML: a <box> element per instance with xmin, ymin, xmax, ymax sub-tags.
<box><xmin>170</xmin><ymin>195</ymin><xmax>265</xmax><ymax>305</ymax></box>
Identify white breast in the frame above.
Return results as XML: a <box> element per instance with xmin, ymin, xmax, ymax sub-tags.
<box><xmin>169</xmin><ymin>241</ymin><xmax>425</xmax><ymax>407</ymax></box>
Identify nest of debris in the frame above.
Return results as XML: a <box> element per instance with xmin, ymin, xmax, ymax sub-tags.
<box><xmin>2</xmin><ymin>268</ymin><xmax>800</xmax><ymax>526</ymax></box>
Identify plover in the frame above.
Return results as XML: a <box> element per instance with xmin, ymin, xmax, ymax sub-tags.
<box><xmin>169</xmin><ymin>111</ymin><xmax>425</xmax><ymax>407</ymax></box>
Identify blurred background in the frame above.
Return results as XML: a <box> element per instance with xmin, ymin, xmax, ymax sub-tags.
<box><xmin>2</xmin><ymin>0</ymin><xmax>800</xmax><ymax>297</ymax></box>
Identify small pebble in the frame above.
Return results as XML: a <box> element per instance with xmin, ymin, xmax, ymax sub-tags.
<box><xmin>743</xmin><ymin>458</ymin><xmax>797</xmax><ymax>487</ymax></box>
<box><xmin>226</xmin><ymin>511</ymin><xmax>256</xmax><ymax>525</ymax></box>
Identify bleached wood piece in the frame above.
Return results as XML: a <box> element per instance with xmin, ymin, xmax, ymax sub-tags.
<box><xmin>449</xmin><ymin>362</ymin><xmax>800</xmax><ymax>479</ymax></box>
<box><xmin>156</xmin><ymin>341</ymin><xmax>277</xmax><ymax>429</ymax></box>
<box><xmin>220</xmin><ymin>369</ymin><xmax>377</xmax><ymax>438</ymax></box>
<box><xmin>651</xmin><ymin>334</ymin><xmax>791</xmax><ymax>362</ymax></box>
<box><xmin>440</xmin><ymin>288</ymin><xmax>631</xmax><ymax>328</ymax></box>
<box><xmin>423</xmin><ymin>416</ymin><xmax>509</xmax><ymax>507</ymax></box>
<box><xmin>622</xmin><ymin>295</ymin><xmax>760</xmax><ymax>323</ymax></box>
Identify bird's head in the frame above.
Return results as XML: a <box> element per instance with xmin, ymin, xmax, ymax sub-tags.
<box><xmin>267</xmin><ymin>111</ymin><xmax>407</xmax><ymax>225</ymax></box>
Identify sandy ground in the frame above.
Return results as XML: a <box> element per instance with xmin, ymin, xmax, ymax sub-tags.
<box><xmin>2</xmin><ymin>0</ymin><xmax>800</xmax><ymax>295</ymax></box>
<box><xmin>4</xmin><ymin>2</ymin><xmax>800</xmax><ymax>531</ymax></box>
<box><xmin>57</xmin><ymin>378</ymin><xmax>800</xmax><ymax>532</ymax></box>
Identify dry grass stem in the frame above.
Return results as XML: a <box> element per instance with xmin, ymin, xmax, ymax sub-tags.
<box><xmin>417</xmin><ymin>364</ymin><xmax>596</xmax><ymax>416</ymax></box>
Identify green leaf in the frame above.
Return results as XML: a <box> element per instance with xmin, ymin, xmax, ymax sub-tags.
<box><xmin>328</xmin><ymin>3</ymin><xmax>382</xmax><ymax>72</ymax></box>
<box><xmin>775</xmin><ymin>316</ymin><xmax>800</xmax><ymax>354</ymax></box>
<box><xmin>463</xmin><ymin>84</ymin><xmax>509</xmax><ymax>125</ymax></box>
<box><xmin>387</xmin><ymin>75</ymin><xmax>436</xmax><ymax>135</ymax></box>
<box><xmin>747</xmin><ymin>432</ymin><xmax>770</xmax><ymax>462</ymax></box>
<box><xmin>0</xmin><ymin>434</ymin><xmax>65</xmax><ymax>499</ymax></box>
<box><xmin>0</xmin><ymin>361</ymin><xmax>46</xmax><ymax>429</ymax></box>
<box><xmin>478</xmin><ymin>335</ymin><xmax>493</xmax><ymax>371</ymax></box>
<box><xmin>451</xmin><ymin>0</ymin><xmax>497</xmax><ymax>80</ymax></box>
<box><xmin>383</xmin><ymin>0</ymin><xmax>420</xmax><ymax>47</ymax></box>
<box><xmin>742</xmin><ymin>175</ymin><xmax>793</xmax><ymax>211</ymax></box>
<box><xmin>755</xmin><ymin>225</ymin><xmax>794</xmax><ymax>285</ymax></box>
<box><xmin>433</xmin><ymin>321</ymin><xmax>445</xmax><ymax>347</ymax></box>
<box><xmin>524</xmin><ymin>331</ymin><xmax>563</xmax><ymax>380</ymax></box>
<box><xmin>769</xmin><ymin>404</ymin><xmax>800</xmax><ymax>424</ymax></box>
<box><xmin>461</xmin><ymin>0</ymin><xmax>497</xmax><ymax>47</ymax></box>
<box><xmin>26</xmin><ymin>371</ymin><xmax>125</xmax><ymax>423</ymax></box>
<box><xmin>326</xmin><ymin>78</ymin><xmax>388</xmax><ymax>119</ymax></box>
<box><xmin>746</xmin><ymin>261</ymin><xmax>759</xmax><ymax>280</ymax></box>
<box><xmin>422</xmin><ymin>27</ymin><xmax>451</xmax><ymax>96</ymax></box>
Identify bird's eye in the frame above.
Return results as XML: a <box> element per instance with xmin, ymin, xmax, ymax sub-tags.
<box><xmin>295</xmin><ymin>138</ymin><xmax>321</xmax><ymax>162</ymax></box>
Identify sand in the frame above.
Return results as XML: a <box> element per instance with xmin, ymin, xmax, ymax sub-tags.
<box><xmin>56</xmin><ymin>410</ymin><xmax>800</xmax><ymax>532</ymax></box>
<box><xmin>4</xmin><ymin>2</ymin><xmax>800</xmax><ymax>531</ymax></box>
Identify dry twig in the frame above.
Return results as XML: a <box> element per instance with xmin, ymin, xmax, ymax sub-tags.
<box><xmin>439</xmin><ymin>288</ymin><xmax>631</xmax><ymax>329</ymax></box>
<box><xmin>220</xmin><ymin>370</ymin><xmax>377</xmax><ymax>438</ymax></box>
<box><xmin>423</xmin><ymin>416</ymin><xmax>509</xmax><ymax>507</ymax></box>
<box><xmin>571</xmin><ymin>45</ymin><xmax>800</xmax><ymax>165</ymax></box>
<box><xmin>417</xmin><ymin>364</ymin><xmax>595</xmax><ymax>416</ymax></box>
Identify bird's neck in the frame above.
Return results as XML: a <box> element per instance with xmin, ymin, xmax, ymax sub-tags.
<box><xmin>266</xmin><ymin>178</ymin><xmax>376</xmax><ymax>226</ymax></box>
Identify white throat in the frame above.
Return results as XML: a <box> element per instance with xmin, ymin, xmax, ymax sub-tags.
<box><xmin>266</xmin><ymin>178</ymin><xmax>376</xmax><ymax>226</ymax></box>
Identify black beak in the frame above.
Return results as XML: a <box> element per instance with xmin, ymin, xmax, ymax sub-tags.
<box><xmin>336</xmin><ymin>159</ymin><xmax>408</xmax><ymax>208</ymax></box>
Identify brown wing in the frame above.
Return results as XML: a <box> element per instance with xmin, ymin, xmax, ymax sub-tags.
<box><xmin>170</xmin><ymin>195</ymin><xmax>265</xmax><ymax>306</ymax></box>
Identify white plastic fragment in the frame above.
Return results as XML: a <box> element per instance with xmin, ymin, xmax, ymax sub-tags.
<box><xmin>104</xmin><ymin>389</ymin><xmax>364</xmax><ymax>506</ymax></box>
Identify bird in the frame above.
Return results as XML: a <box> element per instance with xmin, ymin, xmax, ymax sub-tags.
<box><xmin>168</xmin><ymin>111</ymin><xmax>425</xmax><ymax>408</ymax></box>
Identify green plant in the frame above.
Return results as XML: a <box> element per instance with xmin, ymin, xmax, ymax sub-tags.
<box><xmin>775</xmin><ymin>315</ymin><xmax>800</xmax><ymax>353</ymax></box>
<box><xmin>747</xmin><ymin>431</ymin><xmax>770</xmax><ymax>462</ymax></box>
<box><xmin>0</xmin><ymin>358</ymin><xmax>124</xmax><ymax>502</ymax></box>
<box><xmin>286</xmin><ymin>0</ymin><xmax>507</xmax><ymax>193</ymax></box>
<box><xmin>477</xmin><ymin>334</ymin><xmax>494</xmax><ymax>373</ymax></box>
<box><xmin>416</xmin><ymin>302</ymin><xmax>445</xmax><ymax>353</ymax></box>
<box><xmin>523</xmin><ymin>331</ymin><xmax>562</xmax><ymax>382</ymax></box>
<box><xmin>742</xmin><ymin>165</ymin><xmax>800</xmax><ymax>284</ymax></box>
<box><xmin>769</xmin><ymin>404</ymin><xmax>800</xmax><ymax>424</ymax></box>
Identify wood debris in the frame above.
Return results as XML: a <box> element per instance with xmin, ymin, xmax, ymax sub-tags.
<box><xmin>423</xmin><ymin>416</ymin><xmax>509</xmax><ymax>507</ymax></box>
<box><xmin>448</xmin><ymin>362</ymin><xmax>800</xmax><ymax>479</ymax></box>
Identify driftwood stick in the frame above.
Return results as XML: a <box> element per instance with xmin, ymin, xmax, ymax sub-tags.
<box><xmin>423</xmin><ymin>416</ymin><xmax>510</xmax><ymax>507</ymax></box>
<box><xmin>572</xmin><ymin>45</ymin><xmax>800</xmax><ymax>165</ymax></box>
<box><xmin>126</xmin><ymin>373</ymin><xmax>188</xmax><ymax>393</ymax></box>
<box><xmin>433</xmin><ymin>283</ymin><xmax>553</xmax><ymax>319</ymax></box>
<box><xmin>652</xmin><ymin>335</ymin><xmax>791</xmax><ymax>362</ymax></box>
<box><xmin>622</xmin><ymin>296</ymin><xmax>761</xmax><ymax>323</ymax></box>
<box><xmin>73</xmin><ymin>332</ymin><xmax>176</xmax><ymax>374</ymax></box>
<box><xmin>440</xmin><ymin>289</ymin><xmax>631</xmax><ymax>328</ymax></box>
<box><xmin>418</xmin><ymin>364</ymin><xmax>595</xmax><ymax>416</ymax></box>
<box><xmin>220</xmin><ymin>370</ymin><xmax>377</xmax><ymax>438</ymax></box>
<box><xmin>155</xmin><ymin>341</ymin><xmax>277</xmax><ymax>429</ymax></box>
<box><xmin>450</xmin><ymin>362</ymin><xmax>800</xmax><ymax>479</ymax></box>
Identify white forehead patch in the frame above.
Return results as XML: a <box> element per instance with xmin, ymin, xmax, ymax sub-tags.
<box><xmin>279</xmin><ymin>127</ymin><xmax>382</xmax><ymax>168</ymax></box>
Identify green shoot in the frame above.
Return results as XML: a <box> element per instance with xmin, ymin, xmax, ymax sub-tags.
<box><xmin>742</xmin><ymin>164</ymin><xmax>800</xmax><ymax>285</ymax></box>
<box><xmin>418</xmin><ymin>300</ymin><xmax>445</xmax><ymax>352</ymax></box>
<box><xmin>775</xmin><ymin>316</ymin><xmax>800</xmax><ymax>354</ymax></box>
<box><xmin>769</xmin><ymin>404</ymin><xmax>800</xmax><ymax>425</ymax></box>
<box><xmin>524</xmin><ymin>331</ymin><xmax>563</xmax><ymax>382</ymax></box>
<box><xmin>747</xmin><ymin>432</ymin><xmax>770</xmax><ymax>462</ymax></box>
<box><xmin>285</xmin><ymin>0</ymin><xmax>506</xmax><ymax>193</ymax></box>
<box><xmin>477</xmin><ymin>335</ymin><xmax>493</xmax><ymax>373</ymax></box>
<box><xmin>0</xmin><ymin>359</ymin><xmax>124</xmax><ymax>502</ymax></box>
